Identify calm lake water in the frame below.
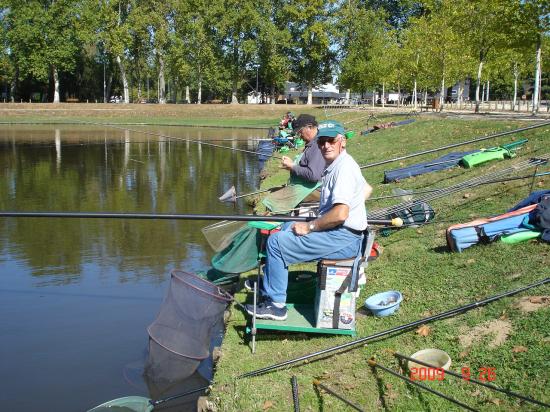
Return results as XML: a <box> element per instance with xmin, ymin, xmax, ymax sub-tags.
<box><xmin>0</xmin><ymin>124</ymin><xmax>267</xmax><ymax>411</ymax></box>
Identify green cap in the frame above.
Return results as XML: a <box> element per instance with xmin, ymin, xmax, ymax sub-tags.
<box><xmin>317</xmin><ymin>121</ymin><xmax>345</xmax><ymax>138</ymax></box>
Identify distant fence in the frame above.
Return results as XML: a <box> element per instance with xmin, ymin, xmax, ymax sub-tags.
<box><xmin>320</xmin><ymin>100</ymin><xmax>549</xmax><ymax>113</ymax></box>
<box><xmin>446</xmin><ymin>100</ymin><xmax>549</xmax><ymax>113</ymax></box>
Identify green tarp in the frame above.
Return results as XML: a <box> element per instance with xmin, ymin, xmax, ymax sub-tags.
<box><xmin>262</xmin><ymin>176</ymin><xmax>321</xmax><ymax>212</ymax></box>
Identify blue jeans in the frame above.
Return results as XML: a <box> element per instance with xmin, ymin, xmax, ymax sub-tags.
<box><xmin>261</xmin><ymin>222</ymin><xmax>362</xmax><ymax>303</ymax></box>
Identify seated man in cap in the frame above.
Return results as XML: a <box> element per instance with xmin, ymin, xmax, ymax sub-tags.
<box><xmin>246</xmin><ymin>121</ymin><xmax>372</xmax><ymax>320</ymax></box>
<box><xmin>280</xmin><ymin>113</ymin><xmax>325</xmax><ymax>183</ymax></box>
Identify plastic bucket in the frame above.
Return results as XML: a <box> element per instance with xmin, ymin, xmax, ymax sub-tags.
<box><xmin>364</xmin><ymin>291</ymin><xmax>403</xmax><ymax>316</ymax></box>
<box><xmin>408</xmin><ymin>348</ymin><xmax>452</xmax><ymax>371</ymax></box>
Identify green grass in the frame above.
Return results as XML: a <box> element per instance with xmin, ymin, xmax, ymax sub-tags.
<box><xmin>211</xmin><ymin>116</ymin><xmax>549</xmax><ymax>411</ymax></box>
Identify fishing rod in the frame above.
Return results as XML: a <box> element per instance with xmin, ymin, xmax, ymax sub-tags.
<box><xmin>68</xmin><ymin>119</ymin><xmax>284</xmax><ymax>160</ymax></box>
<box><xmin>369</xmin><ymin>156</ymin><xmax>548</xmax><ymax>220</ymax></box>
<box><xmin>0</xmin><ymin>211</ymin><xmax>402</xmax><ymax>227</ymax></box>
<box><xmin>218</xmin><ymin>185</ymin><xmax>285</xmax><ymax>202</ymax></box>
<box><xmin>359</xmin><ymin>121</ymin><xmax>550</xmax><ymax>169</ymax></box>
<box><xmin>393</xmin><ymin>353</ymin><xmax>550</xmax><ymax>408</ymax></box>
<box><xmin>4</xmin><ymin>137</ymin><xmax>271</xmax><ymax>150</ymax></box>
<box><xmin>88</xmin><ymin>384</ymin><xmax>210</xmax><ymax>411</ymax></box>
<box><xmin>312</xmin><ymin>380</ymin><xmax>365</xmax><ymax>412</ymax></box>
<box><xmin>367</xmin><ymin>359</ymin><xmax>478</xmax><ymax>412</ymax></box>
<box><xmin>367</xmin><ymin>171</ymin><xmax>550</xmax><ymax>202</ymax></box>
<box><xmin>237</xmin><ymin>277</ymin><xmax>550</xmax><ymax>378</ymax></box>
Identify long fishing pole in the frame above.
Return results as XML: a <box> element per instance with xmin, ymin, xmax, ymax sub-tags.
<box><xmin>367</xmin><ymin>359</ymin><xmax>478</xmax><ymax>412</ymax></box>
<box><xmin>149</xmin><ymin>385</ymin><xmax>210</xmax><ymax>407</ymax></box>
<box><xmin>359</xmin><ymin>121</ymin><xmax>550</xmax><ymax>169</ymax></box>
<box><xmin>367</xmin><ymin>171</ymin><xmax>550</xmax><ymax>202</ymax></box>
<box><xmin>4</xmin><ymin>137</ymin><xmax>271</xmax><ymax>150</ymax></box>
<box><xmin>312</xmin><ymin>380</ymin><xmax>365</xmax><ymax>412</ymax></box>
<box><xmin>0</xmin><ymin>211</ymin><xmax>402</xmax><ymax>226</ymax></box>
<box><xmin>238</xmin><ymin>277</ymin><xmax>550</xmax><ymax>378</ymax></box>
<box><xmin>219</xmin><ymin>185</ymin><xmax>286</xmax><ymax>202</ymax></box>
<box><xmin>69</xmin><ymin>119</ymin><xmax>284</xmax><ymax>160</ymax></box>
<box><xmin>393</xmin><ymin>353</ymin><xmax>550</xmax><ymax>408</ymax></box>
<box><xmin>369</xmin><ymin>156</ymin><xmax>548</xmax><ymax>219</ymax></box>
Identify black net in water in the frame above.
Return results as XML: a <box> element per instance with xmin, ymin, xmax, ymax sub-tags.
<box><xmin>145</xmin><ymin>270</ymin><xmax>231</xmax><ymax>383</ymax></box>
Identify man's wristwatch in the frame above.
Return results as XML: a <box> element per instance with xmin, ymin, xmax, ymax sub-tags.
<box><xmin>308</xmin><ymin>222</ymin><xmax>316</xmax><ymax>232</ymax></box>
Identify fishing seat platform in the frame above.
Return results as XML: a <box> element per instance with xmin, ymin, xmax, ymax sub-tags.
<box><xmin>248</xmin><ymin>229</ymin><xmax>376</xmax><ymax>351</ymax></box>
<box><xmin>252</xmin><ymin>303</ymin><xmax>356</xmax><ymax>336</ymax></box>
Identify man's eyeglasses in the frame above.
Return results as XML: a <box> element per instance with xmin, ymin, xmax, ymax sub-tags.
<box><xmin>296</xmin><ymin>125</ymin><xmax>311</xmax><ymax>136</ymax></box>
<box><xmin>317</xmin><ymin>136</ymin><xmax>342</xmax><ymax>146</ymax></box>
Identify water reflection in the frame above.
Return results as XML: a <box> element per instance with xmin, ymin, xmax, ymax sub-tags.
<box><xmin>0</xmin><ymin>124</ymin><xmax>267</xmax><ymax>411</ymax></box>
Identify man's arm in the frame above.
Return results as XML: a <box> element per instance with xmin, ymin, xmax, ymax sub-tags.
<box><xmin>292</xmin><ymin>204</ymin><xmax>348</xmax><ymax>235</ymax></box>
<box><xmin>290</xmin><ymin>145</ymin><xmax>325</xmax><ymax>182</ymax></box>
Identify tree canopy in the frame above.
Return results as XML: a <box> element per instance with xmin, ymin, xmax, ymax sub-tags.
<box><xmin>0</xmin><ymin>0</ymin><xmax>546</xmax><ymax>107</ymax></box>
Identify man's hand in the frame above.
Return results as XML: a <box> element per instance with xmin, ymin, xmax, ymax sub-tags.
<box><xmin>281</xmin><ymin>156</ymin><xmax>294</xmax><ymax>170</ymax></box>
<box><xmin>292</xmin><ymin>222</ymin><xmax>311</xmax><ymax>236</ymax></box>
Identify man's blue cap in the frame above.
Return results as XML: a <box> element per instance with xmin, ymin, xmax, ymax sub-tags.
<box><xmin>317</xmin><ymin>121</ymin><xmax>345</xmax><ymax>138</ymax></box>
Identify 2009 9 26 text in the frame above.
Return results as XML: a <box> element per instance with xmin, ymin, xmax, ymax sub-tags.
<box><xmin>409</xmin><ymin>367</ymin><xmax>496</xmax><ymax>381</ymax></box>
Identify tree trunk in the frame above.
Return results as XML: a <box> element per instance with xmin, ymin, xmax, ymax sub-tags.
<box><xmin>481</xmin><ymin>83</ymin><xmax>485</xmax><ymax>102</ymax></box>
<box><xmin>10</xmin><ymin>72</ymin><xmax>16</xmax><ymax>102</ymax></box>
<box><xmin>158</xmin><ymin>55</ymin><xmax>166</xmax><ymax>104</ymax></box>
<box><xmin>513</xmin><ymin>68</ymin><xmax>518</xmax><ymax>111</ymax></box>
<box><xmin>413</xmin><ymin>79</ymin><xmax>417</xmax><ymax>109</ymax></box>
<box><xmin>185</xmin><ymin>85</ymin><xmax>190</xmax><ymax>104</ymax></box>
<box><xmin>345</xmin><ymin>88</ymin><xmax>350</xmax><ymax>104</ymax></box>
<box><xmin>475</xmin><ymin>60</ymin><xmax>483</xmax><ymax>103</ymax></box>
<box><xmin>458</xmin><ymin>80</ymin><xmax>464</xmax><ymax>106</ymax></box>
<box><xmin>231</xmin><ymin>80</ymin><xmax>238</xmax><ymax>103</ymax></box>
<box><xmin>106</xmin><ymin>73</ymin><xmax>113</xmax><ymax>103</ymax></box>
<box><xmin>307</xmin><ymin>84</ymin><xmax>313</xmax><ymax>105</ymax></box>
<box><xmin>197</xmin><ymin>79</ymin><xmax>202</xmax><ymax>104</ymax></box>
<box><xmin>382</xmin><ymin>82</ymin><xmax>385</xmax><ymax>108</ymax></box>
<box><xmin>439</xmin><ymin>77</ymin><xmax>445</xmax><ymax>111</ymax></box>
<box><xmin>372</xmin><ymin>89</ymin><xmax>375</xmax><ymax>108</ymax></box>
<box><xmin>397</xmin><ymin>82</ymin><xmax>400</xmax><ymax>108</ymax></box>
<box><xmin>230</xmin><ymin>42</ymin><xmax>239</xmax><ymax>104</ymax></box>
<box><xmin>271</xmin><ymin>84</ymin><xmax>276</xmax><ymax>104</ymax></box>
<box><xmin>486</xmin><ymin>80</ymin><xmax>490</xmax><ymax>103</ymax></box>
<box><xmin>52</xmin><ymin>66</ymin><xmax>60</xmax><ymax>103</ymax></box>
<box><xmin>532</xmin><ymin>36</ymin><xmax>541</xmax><ymax>114</ymax></box>
<box><xmin>423</xmin><ymin>89</ymin><xmax>427</xmax><ymax>106</ymax></box>
<box><xmin>116</xmin><ymin>55</ymin><xmax>129</xmax><ymax>104</ymax></box>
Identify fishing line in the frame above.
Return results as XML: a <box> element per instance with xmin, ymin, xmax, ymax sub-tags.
<box><xmin>63</xmin><ymin>119</ymin><xmax>283</xmax><ymax>160</ymax></box>
<box><xmin>5</xmin><ymin>137</ymin><xmax>272</xmax><ymax>149</ymax></box>
<box><xmin>359</xmin><ymin>121</ymin><xmax>550</xmax><ymax>169</ymax></box>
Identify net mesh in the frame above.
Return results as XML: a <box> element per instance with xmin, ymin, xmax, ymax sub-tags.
<box><xmin>210</xmin><ymin>225</ymin><xmax>261</xmax><ymax>274</ymax></box>
<box><xmin>145</xmin><ymin>270</ymin><xmax>231</xmax><ymax>383</ymax></box>
<box><xmin>201</xmin><ymin>220</ymin><xmax>247</xmax><ymax>252</ymax></box>
<box><xmin>262</xmin><ymin>177</ymin><xmax>321</xmax><ymax>212</ymax></box>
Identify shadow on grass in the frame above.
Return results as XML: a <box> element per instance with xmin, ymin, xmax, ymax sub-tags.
<box><xmin>369</xmin><ymin>362</ymin><xmax>390</xmax><ymax>412</ymax></box>
<box><xmin>313</xmin><ymin>381</ymin><xmax>325</xmax><ymax>412</ymax></box>
<box><xmin>396</xmin><ymin>357</ymin><xmax>433</xmax><ymax>411</ymax></box>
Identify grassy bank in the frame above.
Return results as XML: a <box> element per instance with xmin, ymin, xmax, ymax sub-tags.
<box><xmin>211</xmin><ymin>117</ymin><xmax>549</xmax><ymax>411</ymax></box>
<box><xmin>0</xmin><ymin>103</ymin><xmax>324</xmax><ymax>128</ymax></box>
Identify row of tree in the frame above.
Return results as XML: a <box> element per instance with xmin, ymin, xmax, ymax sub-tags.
<box><xmin>0</xmin><ymin>0</ymin><xmax>548</xmax><ymax>111</ymax></box>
